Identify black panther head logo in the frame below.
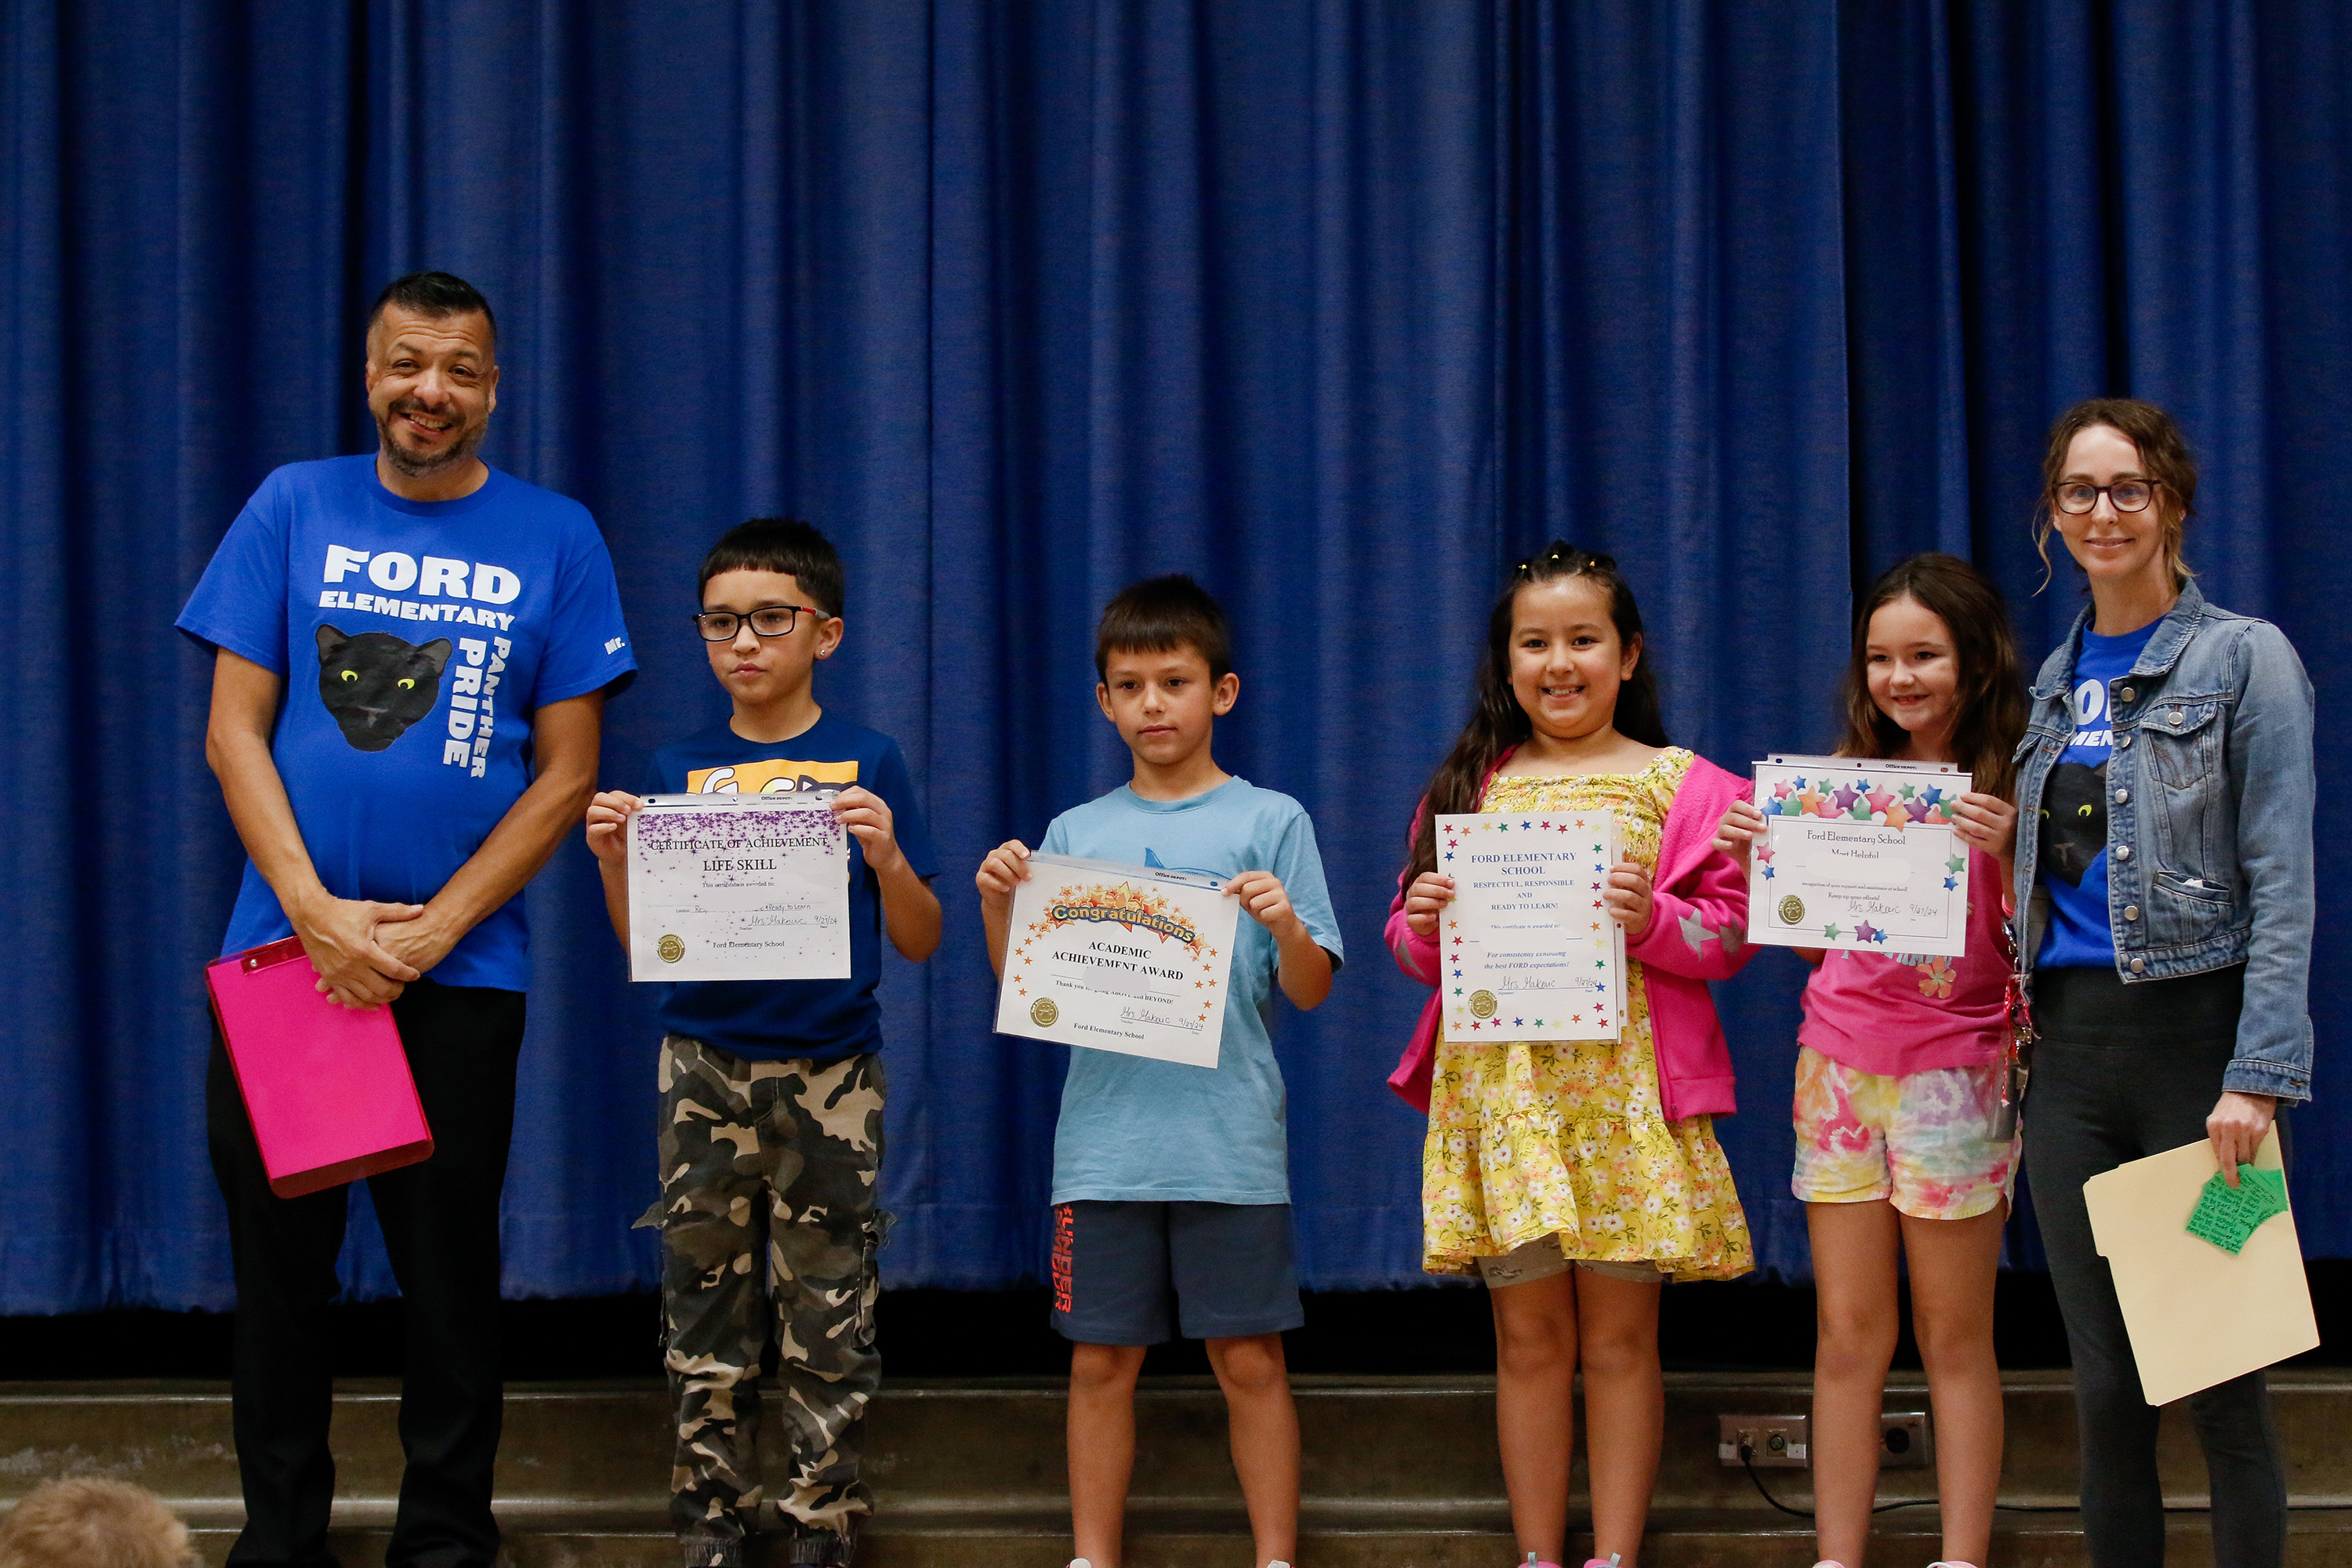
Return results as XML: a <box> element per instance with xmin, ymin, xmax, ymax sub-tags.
<box><xmin>315</xmin><ymin>625</ymin><xmax>452</xmax><ymax>752</ymax></box>
<box><xmin>2038</xmin><ymin>760</ymin><xmax>2108</xmax><ymax>887</ymax></box>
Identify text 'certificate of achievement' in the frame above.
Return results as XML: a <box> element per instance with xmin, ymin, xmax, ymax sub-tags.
<box><xmin>1436</xmin><ymin>811</ymin><xmax>1625</xmax><ymax>1043</ymax></box>
<box><xmin>1747</xmin><ymin>756</ymin><xmax>1969</xmax><ymax>955</ymax></box>
<box><xmin>994</xmin><ymin>855</ymin><xmax>1241</xmax><ymax>1069</ymax></box>
<box><xmin>629</xmin><ymin>794</ymin><xmax>852</xmax><ymax>982</ymax></box>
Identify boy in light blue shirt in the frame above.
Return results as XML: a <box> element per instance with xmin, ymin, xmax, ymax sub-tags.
<box><xmin>977</xmin><ymin>575</ymin><xmax>1342</xmax><ymax>1568</ymax></box>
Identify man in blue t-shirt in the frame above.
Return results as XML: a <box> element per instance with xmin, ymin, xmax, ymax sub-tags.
<box><xmin>975</xmin><ymin>575</ymin><xmax>1341</xmax><ymax>1568</ymax></box>
<box><xmin>584</xmin><ymin>519</ymin><xmax>939</xmax><ymax>1568</ymax></box>
<box><xmin>176</xmin><ymin>272</ymin><xmax>635</xmax><ymax>1568</ymax></box>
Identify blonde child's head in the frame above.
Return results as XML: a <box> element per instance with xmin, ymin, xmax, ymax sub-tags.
<box><xmin>0</xmin><ymin>1478</ymin><xmax>196</xmax><ymax>1568</ymax></box>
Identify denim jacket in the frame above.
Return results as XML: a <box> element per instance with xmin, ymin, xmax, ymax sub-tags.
<box><xmin>2010</xmin><ymin>580</ymin><xmax>2317</xmax><ymax>1102</ymax></box>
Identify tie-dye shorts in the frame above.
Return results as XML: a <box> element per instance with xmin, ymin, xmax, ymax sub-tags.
<box><xmin>1791</xmin><ymin>1045</ymin><xmax>2019</xmax><ymax>1221</ymax></box>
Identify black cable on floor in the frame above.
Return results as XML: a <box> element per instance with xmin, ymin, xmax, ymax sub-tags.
<box><xmin>1738</xmin><ymin>1442</ymin><xmax>1936</xmax><ymax>1519</ymax></box>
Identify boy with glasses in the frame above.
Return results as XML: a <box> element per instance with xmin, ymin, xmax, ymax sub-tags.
<box><xmin>584</xmin><ymin>518</ymin><xmax>942</xmax><ymax>1568</ymax></box>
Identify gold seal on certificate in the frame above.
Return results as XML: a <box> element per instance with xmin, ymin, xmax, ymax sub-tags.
<box><xmin>993</xmin><ymin>854</ymin><xmax>1241</xmax><ymax>1069</ymax></box>
<box><xmin>627</xmin><ymin>794</ymin><xmax>853</xmax><ymax>982</ymax></box>
<box><xmin>1745</xmin><ymin>755</ymin><xmax>1970</xmax><ymax>955</ymax></box>
<box><xmin>1435</xmin><ymin>810</ymin><xmax>1626</xmax><ymax>1044</ymax></box>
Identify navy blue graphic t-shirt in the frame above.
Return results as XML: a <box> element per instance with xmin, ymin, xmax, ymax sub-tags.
<box><xmin>2038</xmin><ymin>619</ymin><xmax>2161</xmax><ymax>967</ymax></box>
<box><xmin>646</xmin><ymin>713</ymin><xmax>939</xmax><ymax>1062</ymax></box>
<box><xmin>177</xmin><ymin>456</ymin><xmax>637</xmax><ymax>989</ymax></box>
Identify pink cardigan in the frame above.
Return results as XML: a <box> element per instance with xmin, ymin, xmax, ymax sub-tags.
<box><xmin>1383</xmin><ymin>748</ymin><xmax>1756</xmax><ymax>1123</ymax></box>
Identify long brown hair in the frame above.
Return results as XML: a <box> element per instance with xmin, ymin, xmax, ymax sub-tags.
<box><xmin>1835</xmin><ymin>554</ymin><xmax>2027</xmax><ymax>803</ymax></box>
<box><xmin>2034</xmin><ymin>397</ymin><xmax>2199</xmax><ymax>591</ymax></box>
<box><xmin>1407</xmin><ymin>543</ymin><xmax>1668</xmax><ymax>877</ymax></box>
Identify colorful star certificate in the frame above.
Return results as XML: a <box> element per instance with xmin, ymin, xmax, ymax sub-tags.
<box><xmin>1745</xmin><ymin>755</ymin><xmax>1971</xmax><ymax>956</ymax></box>
<box><xmin>994</xmin><ymin>855</ymin><xmax>1241</xmax><ymax>1069</ymax></box>
<box><xmin>628</xmin><ymin>794</ymin><xmax>852</xmax><ymax>982</ymax></box>
<box><xmin>1435</xmin><ymin>810</ymin><xmax>1626</xmax><ymax>1044</ymax></box>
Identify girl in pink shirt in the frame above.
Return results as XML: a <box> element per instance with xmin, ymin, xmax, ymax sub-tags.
<box><xmin>1716</xmin><ymin>554</ymin><xmax>2024</xmax><ymax>1568</ymax></box>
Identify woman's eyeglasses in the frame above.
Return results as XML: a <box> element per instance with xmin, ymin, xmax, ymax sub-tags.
<box><xmin>2053</xmin><ymin>480</ymin><xmax>2161</xmax><ymax>515</ymax></box>
<box><xmin>692</xmin><ymin>604</ymin><xmax>825</xmax><ymax>641</ymax></box>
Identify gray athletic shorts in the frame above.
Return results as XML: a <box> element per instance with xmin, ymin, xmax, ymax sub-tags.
<box><xmin>1473</xmin><ymin>1232</ymin><xmax>1666</xmax><ymax>1287</ymax></box>
<box><xmin>1050</xmin><ymin>1200</ymin><xmax>1305</xmax><ymax>1345</ymax></box>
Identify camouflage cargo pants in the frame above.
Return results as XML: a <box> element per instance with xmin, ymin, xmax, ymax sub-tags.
<box><xmin>639</xmin><ymin>1036</ymin><xmax>887</xmax><ymax>1568</ymax></box>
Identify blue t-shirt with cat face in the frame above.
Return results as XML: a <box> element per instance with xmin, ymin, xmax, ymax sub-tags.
<box><xmin>2037</xmin><ymin>619</ymin><xmax>2161</xmax><ymax>968</ymax></box>
<box><xmin>177</xmin><ymin>455</ymin><xmax>637</xmax><ymax>990</ymax></box>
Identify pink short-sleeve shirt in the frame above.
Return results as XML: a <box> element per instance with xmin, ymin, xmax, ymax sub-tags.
<box><xmin>1795</xmin><ymin>845</ymin><xmax>2011</xmax><ymax>1077</ymax></box>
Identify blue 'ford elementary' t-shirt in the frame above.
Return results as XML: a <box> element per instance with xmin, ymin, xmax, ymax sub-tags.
<box><xmin>2038</xmin><ymin>618</ymin><xmax>2161</xmax><ymax>968</ymax></box>
<box><xmin>645</xmin><ymin>713</ymin><xmax>939</xmax><ymax>1062</ymax></box>
<box><xmin>176</xmin><ymin>456</ymin><xmax>637</xmax><ymax>991</ymax></box>
<box><xmin>1039</xmin><ymin>777</ymin><xmax>1344</xmax><ymax>1207</ymax></box>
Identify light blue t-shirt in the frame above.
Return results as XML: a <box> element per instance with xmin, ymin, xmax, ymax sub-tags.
<box><xmin>1039</xmin><ymin>777</ymin><xmax>1345</xmax><ymax>1206</ymax></box>
<box><xmin>2038</xmin><ymin>619</ymin><xmax>2161</xmax><ymax>967</ymax></box>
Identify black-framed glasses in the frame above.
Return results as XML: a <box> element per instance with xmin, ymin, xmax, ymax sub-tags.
<box><xmin>692</xmin><ymin>604</ymin><xmax>826</xmax><ymax>641</ymax></box>
<box><xmin>2053</xmin><ymin>479</ymin><xmax>2161</xmax><ymax>515</ymax></box>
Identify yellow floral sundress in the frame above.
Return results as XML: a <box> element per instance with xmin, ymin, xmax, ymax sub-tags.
<box><xmin>1421</xmin><ymin>748</ymin><xmax>1753</xmax><ymax>1281</ymax></box>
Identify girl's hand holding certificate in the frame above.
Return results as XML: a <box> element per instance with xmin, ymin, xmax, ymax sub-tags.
<box><xmin>1417</xmin><ymin>811</ymin><xmax>1643</xmax><ymax>1044</ymax></box>
<box><xmin>1406</xmin><ymin>859</ymin><xmax>1656</xmax><ymax>939</ymax></box>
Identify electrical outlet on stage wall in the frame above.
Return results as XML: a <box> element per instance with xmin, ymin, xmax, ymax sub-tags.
<box><xmin>1717</xmin><ymin>1414</ymin><xmax>1809</xmax><ymax>1466</ymax></box>
<box><xmin>1880</xmin><ymin>1410</ymin><xmax>1933</xmax><ymax>1468</ymax></box>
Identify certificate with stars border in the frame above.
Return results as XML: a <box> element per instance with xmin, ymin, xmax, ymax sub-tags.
<box><xmin>1746</xmin><ymin>755</ymin><xmax>1971</xmax><ymax>956</ymax></box>
<box><xmin>993</xmin><ymin>854</ymin><xmax>1242</xmax><ymax>1069</ymax></box>
<box><xmin>1435</xmin><ymin>810</ymin><xmax>1626</xmax><ymax>1044</ymax></box>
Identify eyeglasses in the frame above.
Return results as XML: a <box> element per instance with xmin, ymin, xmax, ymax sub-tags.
<box><xmin>2053</xmin><ymin>479</ymin><xmax>2161</xmax><ymax>514</ymax></box>
<box><xmin>692</xmin><ymin>604</ymin><xmax>826</xmax><ymax>641</ymax></box>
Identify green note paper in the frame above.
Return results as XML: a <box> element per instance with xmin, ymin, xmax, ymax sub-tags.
<box><xmin>2185</xmin><ymin>1166</ymin><xmax>2291</xmax><ymax>1255</ymax></box>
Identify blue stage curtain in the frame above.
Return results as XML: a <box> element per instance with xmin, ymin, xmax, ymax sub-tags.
<box><xmin>2</xmin><ymin>2</ymin><xmax>2346</xmax><ymax>1311</ymax></box>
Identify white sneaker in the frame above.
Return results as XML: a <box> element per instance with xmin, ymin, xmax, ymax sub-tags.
<box><xmin>1069</xmin><ymin>1560</ymin><xmax>1092</xmax><ymax>1568</ymax></box>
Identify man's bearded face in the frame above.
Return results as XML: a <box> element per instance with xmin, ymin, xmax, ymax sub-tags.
<box><xmin>364</xmin><ymin>307</ymin><xmax>497</xmax><ymax>479</ymax></box>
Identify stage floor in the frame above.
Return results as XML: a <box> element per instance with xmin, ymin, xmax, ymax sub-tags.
<box><xmin>5</xmin><ymin>1372</ymin><xmax>2350</xmax><ymax>1565</ymax></box>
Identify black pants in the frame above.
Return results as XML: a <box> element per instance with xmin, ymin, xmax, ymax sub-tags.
<box><xmin>207</xmin><ymin>978</ymin><xmax>526</xmax><ymax>1568</ymax></box>
<box><xmin>2023</xmin><ymin>964</ymin><xmax>2287</xmax><ymax>1568</ymax></box>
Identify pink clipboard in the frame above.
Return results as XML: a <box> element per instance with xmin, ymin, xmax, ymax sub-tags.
<box><xmin>204</xmin><ymin>936</ymin><xmax>434</xmax><ymax>1199</ymax></box>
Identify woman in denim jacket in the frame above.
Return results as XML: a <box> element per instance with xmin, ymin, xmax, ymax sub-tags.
<box><xmin>2013</xmin><ymin>398</ymin><xmax>2314</xmax><ymax>1568</ymax></box>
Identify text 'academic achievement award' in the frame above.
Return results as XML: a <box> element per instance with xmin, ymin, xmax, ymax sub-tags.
<box><xmin>628</xmin><ymin>794</ymin><xmax>852</xmax><ymax>982</ymax></box>
<box><xmin>994</xmin><ymin>855</ymin><xmax>1240</xmax><ymax>1069</ymax></box>
<box><xmin>1745</xmin><ymin>756</ymin><xmax>1970</xmax><ymax>956</ymax></box>
<box><xmin>1436</xmin><ymin>811</ymin><xmax>1626</xmax><ymax>1044</ymax></box>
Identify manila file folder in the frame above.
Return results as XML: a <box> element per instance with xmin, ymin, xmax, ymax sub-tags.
<box><xmin>204</xmin><ymin>937</ymin><xmax>434</xmax><ymax>1199</ymax></box>
<box><xmin>2082</xmin><ymin>1128</ymin><xmax>2317</xmax><ymax>1407</ymax></box>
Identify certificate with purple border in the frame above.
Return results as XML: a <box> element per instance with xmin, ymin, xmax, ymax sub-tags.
<box><xmin>628</xmin><ymin>794</ymin><xmax>851</xmax><ymax>982</ymax></box>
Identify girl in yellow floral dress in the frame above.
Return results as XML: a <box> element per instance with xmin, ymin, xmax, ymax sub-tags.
<box><xmin>1382</xmin><ymin>544</ymin><xmax>1759</xmax><ymax>1568</ymax></box>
